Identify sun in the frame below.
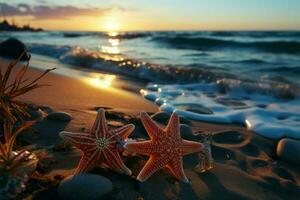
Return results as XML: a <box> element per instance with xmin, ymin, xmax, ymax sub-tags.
<box><xmin>103</xmin><ymin>21</ymin><xmax>119</xmax><ymax>31</ymax></box>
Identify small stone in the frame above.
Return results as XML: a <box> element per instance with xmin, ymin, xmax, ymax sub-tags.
<box><xmin>58</xmin><ymin>174</ymin><xmax>113</xmax><ymax>200</ymax></box>
<box><xmin>47</xmin><ymin>111</ymin><xmax>72</xmax><ymax>122</ymax></box>
<box><xmin>151</xmin><ymin>112</ymin><xmax>191</xmax><ymax>125</ymax></box>
<box><xmin>27</xmin><ymin>108</ymin><xmax>46</xmax><ymax>120</ymax></box>
<box><xmin>277</xmin><ymin>138</ymin><xmax>300</xmax><ymax>165</ymax></box>
<box><xmin>216</xmin><ymin>98</ymin><xmax>247</xmax><ymax>107</ymax></box>
<box><xmin>175</xmin><ymin>104</ymin><xmax>213</xmax><ymax>115</ymax></box>
<box><xmin>180</xmin><ymin>124</ymin><xmax>199</xmax><ymax>141</ymax></box>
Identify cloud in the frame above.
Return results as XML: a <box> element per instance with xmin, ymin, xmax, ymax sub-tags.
<box><xmin>0</xmin><ymin>3</ymin><xmax>113</xmax><ymax>20</ymax></box>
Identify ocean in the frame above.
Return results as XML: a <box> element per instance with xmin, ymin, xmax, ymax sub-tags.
<box><xmin>0</xmin><ymin>30</ymin><xmax>299</xmax><ymax>139</ymax></box>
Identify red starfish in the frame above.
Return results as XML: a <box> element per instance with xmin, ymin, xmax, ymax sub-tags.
<box><xmin>124</xmin><ymin>112</ymin><xmax>204</xmax><ymax>182</ymax></box>
<box><xmin>59</xmin><ymin>109</ymin><xmax>134</xmax><ymax>175</ymax></box>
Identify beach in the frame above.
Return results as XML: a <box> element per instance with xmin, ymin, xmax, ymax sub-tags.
<box><xmin>1</xmin><ymin>56</ymin><xmax>299</xmax><ymax>200</ymax></box>
<box><xmin>1</xmin><ymin>1</ymin><xmax>300</xmax><ymax>199</ymax></box>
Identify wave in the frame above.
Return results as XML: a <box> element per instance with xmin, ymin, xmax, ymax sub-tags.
<box><xmin>260</xmin><ymin>66</ymin><xmax>300</xmax><ymax>74</ymax></box>
<box><xmin>63</xmin><ymin>32</ymin><xmax>93</xmax><ymax>38</ymax></box>
<box><xmin>58</xmin><ymin>47</ymin><xmax>225</xmax><ymax>83</ymax></box>
<box><xmin>153</xmin><ymin>36</ymin><xmax>300</xmax><ymax>54</ymax></box>
<box><xmin>141</xmin><ymin>82</ymin><xmax>300</xmax><ymax>140</ymax></box>
<box><xmin>238</xmin><ymin>59</ymin><xmax>268</xmax><ymax>64</ymax></box>
<box><xmin>26</xmin><ymin>43</ymin><xmax>298</xmax><ymax>99</ymax></box>
<box><xmin>28</xmin><ymin>43</ymin><xmax>71</xmax><ymax>59</ymax></box>
<box><xmin>114</xmin><ymin>32</ymin><xmax>151</xmax><ymax>39</ymax></box>
<box><xmin>27</xmin><ymin>43</ymin><xmax>218</xmax><ymax>83</ymax></box>
<box><xmin>210</xmin><ymin>31</ymin><xmax>300</xmax><ymax>38</ymax></box>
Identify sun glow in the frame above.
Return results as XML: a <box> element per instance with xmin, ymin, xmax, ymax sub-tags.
<box><xmin>103</xmin><ymin>21</ymin><xmax>119</xmax><ymax>31</ymax></box>
<box><xmin>86</xmin><ymin>74</ymin><xmax>116</xmax><ymax>89</ymax></box>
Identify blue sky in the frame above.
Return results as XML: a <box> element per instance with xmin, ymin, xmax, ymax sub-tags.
<box><xmin>1</xmin><ymin>0</ymin><xmax>300</xmax><ymax>30</ymax></box>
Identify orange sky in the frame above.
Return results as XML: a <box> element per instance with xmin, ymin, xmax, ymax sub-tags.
<box><xmin>1</xmin><ymin>1</ymin><xmax>300</xmax><ymax>31</ymax></box>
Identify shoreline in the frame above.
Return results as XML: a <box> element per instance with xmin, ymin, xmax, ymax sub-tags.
<box><xmin>1</xmin><ymin>56</ymin><xmax>158</xmax><ymax>128</ymax></box>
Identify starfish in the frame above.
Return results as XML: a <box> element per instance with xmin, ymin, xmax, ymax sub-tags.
<box><xmin>59</xmin><ymin>109</ymin><xmax>134</xmax><ymax>175</ymax></box>
<box><xmin>124</xmin><ymin>112</ymin><xmax>204</xmax><ymax>182</ymax></box>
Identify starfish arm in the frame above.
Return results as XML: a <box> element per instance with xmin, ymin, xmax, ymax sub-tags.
<box><xmin>165</xmin><ymin>112</ymin><xmax>180</xmax><ymax>136</ymax></box>
<box><xmin>111</xmin><ymin>124</ymin><xmax>135</xmax><ymax>140</ymax></box>
<box><xmin>166</xmin><ymin>157</ymin><xmax>189</xmax><ymax>183</ymax></box>
<box><xmin>91</xmin><ymin>109</ymin><xmax>108</xmax><ymax>138</ymax></box>
<box><xmin>103</xmin><ymin>149</ymin><xmax>132</xmax><ymax>175</ymax></box>
<box><xmin>59</xmin><ymin>131</ymin><xmax>97</xmax><ymax>151</ymax></box>
<box><xmin>181</xmin><ymin>140</ymin><xmax>204</xmax><ymax>156</ymax></box>
<box><xmin>140</xmin><ymin>112</ymin><xmax>163</xmax><ymax>140</ymax></box>
<box><xmin>137</xmin><ymin>155</ymin><xmax>169</xmax><ymax>182</ymax></box>
<box><xmin>124</xmin><ymin>140</ymin><xmax>156</xmax><ymax>155</ymax></box>
<box><xmin>74</xmin><ymin>150</ymin><xmax>101</xmax><ymax>174</ymax></box>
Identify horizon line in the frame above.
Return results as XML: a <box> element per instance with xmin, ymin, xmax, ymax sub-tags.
<box><xmin>42</xmin><ymin>28</ymin><xmax>300</xmax><ymax>32</ymax></box>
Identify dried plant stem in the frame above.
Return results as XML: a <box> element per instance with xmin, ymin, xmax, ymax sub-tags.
<box><xmin>0</xmin><ymin>49</ymin><xmax>55</xmax><ymax>124</ymax></box>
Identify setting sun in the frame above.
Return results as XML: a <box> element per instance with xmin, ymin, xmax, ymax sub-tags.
<box><xmin>103</xmin><ymin>21</ymin><xmax>119</xmax><ymax>31</ymax></box>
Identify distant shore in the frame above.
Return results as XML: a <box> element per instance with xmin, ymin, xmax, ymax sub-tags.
<box><xmin>0</xmin><ymin>19</ymin><xmax>43</xmax><ymax>32</ymax></box>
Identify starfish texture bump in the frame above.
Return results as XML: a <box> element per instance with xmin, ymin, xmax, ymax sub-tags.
<box><xmin>124</xmin><ymin>112</ymin><xmax>204</xmax><ymax>182</ymax></box>
<box><xmin>59</xmin><ymin>109</ymin><xmax>134</xmax><ymax>175</ymax></box>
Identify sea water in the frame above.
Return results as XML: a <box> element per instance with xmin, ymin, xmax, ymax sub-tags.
<box><xmin>0</xmin><ymin>31</ymin><xmax>299</xmax><ymax>139</ymax></box>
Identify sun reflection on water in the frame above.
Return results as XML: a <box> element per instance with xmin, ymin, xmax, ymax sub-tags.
<box><xmin>108</xmin><ymin>31</ymin><xmax>119</xmax><ymax>37</ymax></box>
<box><xmin>109</xmin><ymin>38</ymin><xmax>119</xmax><ymax>46</ymax></box>
<box><xmin>101</xmin><ymin>31</ymin><xmax>121</xmax><ymax>54</ymax></box>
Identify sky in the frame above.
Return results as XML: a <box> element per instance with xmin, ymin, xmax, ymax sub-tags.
<box><xmin>0</xmin><ymin>0</ymin><xmax>300</xmax><ymax>31</ymax></box>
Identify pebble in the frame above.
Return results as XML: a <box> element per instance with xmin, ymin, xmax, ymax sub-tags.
<box><xmin>277</xmin><ymin>138</ymin><xmax>300</xmax><ymax>165</ymax></box>
<box><xmin>180</xmin><ymin>124</ymin><xmax>198</xmax><ymax>141</ymax></box>
<box><xmin>47</xmin><ymin>111</ymin><xmax>72</xmax><ymax>122</ymax></box>
<box><xmin>58</xmin><ymin>174</ymin><xmax>113</xmax><ymax>200</ymax></box>
<box><xmin>216</xmin><ymin>98</ymin><xmax>247</xmax><ymax>107</ymax></box>
<box><xmin>27</xmin><ymin>108</ymin><xmax>46</xmax><ymax>120</ymax></box>
<box><xmin>176</xmin><ymin>104</ymin><xmax>213</xmax><ymax>115</ymax></box>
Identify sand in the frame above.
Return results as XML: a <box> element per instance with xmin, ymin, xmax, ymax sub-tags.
<box><xmin>1</xmin><ymin>59</ymin><xmax>157</xmax><ymax>129</ymax></box>
<box><xmin>1</xmin><ymin>58</ymin><xmax>300</xmax><ymax>200</ymax></box>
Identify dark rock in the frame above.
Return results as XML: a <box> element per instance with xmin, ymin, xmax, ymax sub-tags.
<box><xmin>180</xmin><ymin>124</ymin><xmax>199</xmax><ymax>141</ymax></box>
<box><xmin>0</xmin><ymin>38</ymin><xmax>29</xmax><ymax>60</ymax></box>
<box><xmin>47</xmin><ymin>111</ymin><xmax>72</xmax><ymax>122</ymax></box>
<box><xmin>58</xmin><ymin>174</ymin><xmax>113</xmax><ymax>200</ymax></box>
<box><xmin>213</xmin><ymin>131</ymin><xmax>245</xmax><ymax>144</ymax></box>
<box><xmin>277</xmin><ymin>138</ymin><xmax>300</xmax><ymax>165</ymax></box>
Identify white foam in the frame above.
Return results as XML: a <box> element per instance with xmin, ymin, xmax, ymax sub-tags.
<box><xmin>141</xmin><ymin>83</ymin><xmax>300</xmax><ymax>140</ymax></box>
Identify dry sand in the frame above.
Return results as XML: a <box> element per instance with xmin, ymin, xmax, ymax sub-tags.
<box><xmin>1</xmin><ymin>59</ymin><xmax>300</xmax><ymax>200</ymax></box>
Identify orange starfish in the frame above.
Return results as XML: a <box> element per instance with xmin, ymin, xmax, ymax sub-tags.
<box><xmin>124</xmin><ymin>112</ymin><xmax>204</xmax><ymax>182</ymax></box>
<box><xmin>59</xmin><ymin>109</ymin><xmax>134</xmax><ymax>175</ymax></box>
